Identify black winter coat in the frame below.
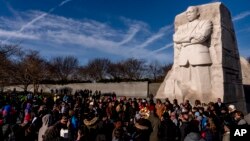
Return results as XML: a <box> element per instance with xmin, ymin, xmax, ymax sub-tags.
<box><xmin>158</xmin><ymin>119</ymin><xmax>177</xmax><ymax>141</ymax></box>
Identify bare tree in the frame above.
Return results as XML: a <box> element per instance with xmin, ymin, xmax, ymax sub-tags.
<box><xmin>147</xmin><ymin>60</ymin><xmax>163</xmax><ymax>82</ymax></box>
<box><xmin>49</xmin><ymin>56</ymin><xmax>79</xmax><ymax>83</ymax></box>
<box><xmin>0</xmin><ymin>44</ymin><xmax>20</xmax><ymax>59</ymax></box>
<box><xmin>8</xmin><ymin>50</ymin><xmax>48</xmax><ymax>93</ymax></box>
<box><xmin>0</xmin><ymin>44</ymin><xmax>20</xmax><ymax>91</ymax></box>
<box><xmin>122</xmin><ymin>58</ymin><xmax>146</xmax><ymax>80</ymax></box>
<box><xmin>157</xmin><ymin>63</ymin><xmax>173</xmax><ymax>81</ymax></box>
<box><xmin>78</xmin><ymin>66</ymin><xmax>90</xmax><ymax>81</ymax></box>
<box><xmin>107</xmin><ymin>62</ymin><xmax>125</xmax><ymax>80</ymax></box>
<box><xmin>81</xmin><ymin>58</ymin><xmax>111</xmax><ymax>81</ymax></box>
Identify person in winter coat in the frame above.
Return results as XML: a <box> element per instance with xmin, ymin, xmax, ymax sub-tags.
<box><xmin>24</xmin><ymin>103</ymin><xmax>32</xmax><ymax>123</ymax></box>
<box><xmin>244</xmin><ymin>113</ymin><xmax>250</xmax><ymax>125</ymax></box>
<box><xmin>134</xmin><ymin>118</ymin><xmax>152</xmax><ymax>141</ymax></box>
<box><xmin>75</xmin><ymin>127</ymin><xmax>88</xmax><ymax>141</ymax></box>
<box><xmin>201</xmin><ymin>118</ymin><xmax>219</xmax><ymax>141</ymax></box>
<box><xmin>42</xmin><ymin>114</ymin><xmax>69</xmax><ymax>141</ymax></box>
<box><xmin>179</xmin><ymin>112</ymin><xmax>192</xmax><ymax>141</ymax></box>
<box><xmin>234</xmin><ymin>111</ymin><xmax>248</xmax><ymax>126</ymax></box>
<box><xmin>82</xmin><ymin>111</ymin><xmax>99</xmax><ymax>141</ymax></box>
<box><xmin>38</xmin><ymin>114</ymin><xmax>53</xmax><ymax>141</ymax></box>
<box><xmin>158</xmin><ymin>112</ymin><xmax>177</xmax><ymax>141</ymax></box>
<box><xmin>155</xmin><ymin>99</ymin><xmax>166</xmax><ymax>119</ymax></box>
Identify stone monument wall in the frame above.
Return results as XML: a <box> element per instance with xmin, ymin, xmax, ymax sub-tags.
<box><xmin>241</xmin><ymin>57</ymin><xmax>250</xmax><ymax>111</ymax></box>
<box><xmin>241</xmin><ymin>57</ymin><xmax>250</xmax><ymax>85</ymax></box>
<box><xmin>156</xmin><ymin>2</ymin><xmax>247</xmax><ymax>112</ymax></box>
<box><xmin>4</xmin><ymin>82</ymin><xmax>149</xmax><ymax>98</ymax></box>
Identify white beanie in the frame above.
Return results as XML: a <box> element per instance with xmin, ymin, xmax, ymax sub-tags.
<box><xmin>89</xmin><ymin>101</ymin><xmax>94</xmax><ymax>106</ymax></box>
<box><xmin>228</xmin><ymin>104</ymin><xmax>236</xmax><ymax>111</ymax></box>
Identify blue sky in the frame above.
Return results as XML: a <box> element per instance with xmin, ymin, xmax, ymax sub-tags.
<box><xmin>0</xmin><ymin>0</ymin><xmax>250</xmax><ymax>65</ymax></box>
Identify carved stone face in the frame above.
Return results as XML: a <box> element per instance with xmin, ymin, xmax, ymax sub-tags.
<box><xmin>186</xmin><ymin>6</ymin><xmax>199</xmax><ymax>22</ymax></box>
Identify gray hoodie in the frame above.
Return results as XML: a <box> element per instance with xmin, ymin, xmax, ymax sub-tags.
<box><xmin>38</xmin><ymin>114</ymin><xmax>53</xmax><ymax>141</ymax></box>
<box><xmin>184</xmin><ymin>132</ymin><xmax>205</xmax><ymax>141</ymax></box>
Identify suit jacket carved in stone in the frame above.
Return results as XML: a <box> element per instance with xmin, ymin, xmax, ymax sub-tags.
<box><xmin>173</xmin><ymin>19</ymin><xmax>213</xmax><ymax>66</ymax></box>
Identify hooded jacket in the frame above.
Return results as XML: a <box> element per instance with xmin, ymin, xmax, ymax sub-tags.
<box><xmin>184</xmin><ymin>132</ymin><xmax>205</xmax><ymax>141</ymax></box>
<box><xmin>38</xmin><ymin>114</ymin><xmax>52</xmax><ymax>141</ymax></box>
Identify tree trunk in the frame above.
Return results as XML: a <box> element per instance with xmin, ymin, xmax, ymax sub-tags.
<box><xmin>24</xmin><ymin>84</ymin><xmax>29</xmax><ymax>92</ymax></box>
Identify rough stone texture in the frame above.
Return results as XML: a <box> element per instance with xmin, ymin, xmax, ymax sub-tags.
<box><xmin>4</xmin><ymin>82</ymin><xmax>148</xmax><ymax>98</ymax></box>
<box><xmin>4</xmin><ymin>82</ymin><xmax>163</xmax><ymax>98</ymax></box>
<box><xmin>241</xmin><ymin>57</ymin><xmax>250</xmax><ymax>112</ymax></box>
<box><xmin>156</xmin><ymin>2</ymin><xmax>247</xmax><ymax>112</ymax></box>
<box><xmin>241</xmin><ymin>57</ymin><xmax>250</xmax><ymax>85</ymax></box>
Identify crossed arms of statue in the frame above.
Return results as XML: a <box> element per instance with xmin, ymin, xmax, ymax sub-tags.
<box><xmin>173</xmin><ymin>20</ymin><xmax>212</xmax><ymax>48</ymax></box>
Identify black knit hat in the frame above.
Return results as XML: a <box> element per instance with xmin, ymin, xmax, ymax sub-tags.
<box><xmin>83</xmin><ymin>111</ymin><xmax>98</xmax><ymax>126</ymax></box>
<box><xmin>135</xmin><ymin>118</ymin><xmax>151</xmax><ymax>130</ymax></box>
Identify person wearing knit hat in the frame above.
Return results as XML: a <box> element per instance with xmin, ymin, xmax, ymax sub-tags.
<box><xmin>83</xmin><ymin>112</ymin><xmax>98</xmax><ymax>127</ymax></box>
<box><xmin>228</xmin><ymin>104</ymin><xmax>237</xmax><ymax>124</ymax></box>
<box><xmin>82</xmin><ymin>112</ymin><xmax>99</xmax><ymax>141</ymax></box>
<box><xmin>134</xmin><ymin>118</ymin><xmax>152</xmax><ymax>141</ymax></box>
<box><xmin>228</xmin><ymin>105</ymin><xmax>236</xmax><ymax>113</ymax></box>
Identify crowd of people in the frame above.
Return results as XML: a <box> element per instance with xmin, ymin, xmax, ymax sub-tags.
<box><xmin>0</xmin><ymin>89</ymin><xmax>249</xmax><ymax>141</ymax></box>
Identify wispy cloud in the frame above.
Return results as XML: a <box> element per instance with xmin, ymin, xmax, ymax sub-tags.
<box><xmin>59</xmin><ymin>0</ymin><xmax>73</xmax><ymax>7</ymax></box>
<box><xmin>137</xmin><ymin>33</ymin><xmax>164</xmax><ymax>49</ymax></box>
<box><xmin>0</xmin><ymin>10</ymin><xmax>172</xmax><ymax>64</ymax></box>
<box><xmin>117</xmin><ymin>25</ymin><xmax>140</xmax><ymax>46</ymax></box>
<box><xmin>3</xmin><ymin>0</ymin><xmax>74</xmax><ymax>43</ymax></box>
<box><xmin>233</xmin><ymin>11</ymin><xmax>250</xmax><ymax>21</ymax></box>
<box><xmin>0</xmin><ymin>29</ymin><xmax>38</xmax><ymax>40</ymax></box>
<box><xmin>136</xmin><ymin>24</ymin><xmax>173</xmax><ymax>49</ymax></box>
<box><xmin>152</xmin><ymin>43</ymin><xmax>173</xmax><ymax>54</ymax></box>
<box><xmin>18</xmin><ymin>0</ymin><xmax>74</xmax><ymax>32</ymax></box>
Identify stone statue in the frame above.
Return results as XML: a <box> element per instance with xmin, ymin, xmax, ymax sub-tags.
<box><xmin>174</xmin><ymin>6</ymin><xmax>213</xmax><ymax>99</ymax></box>
<box><xmin>156</xmin><ymin>2</ymin><xmax>247</xmax><ymax>113</ymax></box>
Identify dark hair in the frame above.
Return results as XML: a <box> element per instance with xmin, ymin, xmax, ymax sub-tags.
<box><xmin>156</xmin><ymin>99</ymin><xmax>162</xmax><ymax>103</ymax></box>
<box><xmin>60</xmin><ymin>113</ymin><xmax>69</xmax><ymax>120</ymax></box>
<box><xmin>235</xmin><ymin>111</ymin><xmax>244</xmax><ymax>118</ymax></box>
<box><xmin>173</xmin><ymin>99</ymin><xmax>178</xmax><ymax>104</ymax></box>
<box><xmin>203</xmin><ymin>111</ymin><xmax>210</xmax><ymax>117</ymax></box>
<box><xmin>195</xmin><ymin>100</ymin><xmax>201</xmax><ymax>105</ymax></box>
<box><xmin>162</xmin><ymin>112</ymin><xmax>170</xmax><ymax>119</ymax></box>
